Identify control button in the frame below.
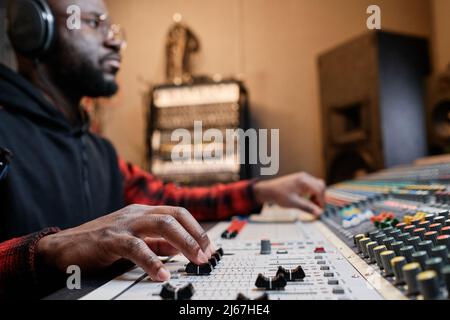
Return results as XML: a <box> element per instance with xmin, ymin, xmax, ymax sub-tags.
<box><xmin>354</xmin><ymin>234</ymin><xmax>365</xmax><ymax>253</ymax></box>
<box><xmin>255</xmin><ymin>273</ymin><xmax>287</xmax><ymax>290</ymax></box>
<box><xmin>391</xmin><ymin>241</ymin><xmax>404</xmax><ymax>256</ymax></box>
<box><xmin>317</xmin><ymin>260</ymin><xmax>326</xmax><ymax>265</ymax></box>
<box><xmin>209</xmin><ymin>257</ymin><xmax>218</xmax><ymax>267</ymax></box>
<box><xmin>424</xmin><ymin>231</ymin><xmax>438</xmax><ymax>245</ymax></box>
<box><xmin>442</xmin><ymin>226</ymin><xmax>450</xmax><ymax>235</ymax></box>
<box><xmin>276</xmin><ymin>250</ymin><xmax>288</xmax><ymax>254</ymax></box>
<box><xmin>212</xmin><ymin>252</ymin><xmax>221</xmax><ymax>262</ymax></box>
<box><xmin>412</xmin><ymin>228</ymin><xmax>426</xmax><ymax>241</ymax></box>
<box><xmin>445</xmin><ymin>219</ymin><xmax>450</xmax><ymax>227</ymax></box>
<box><xmin>418</xmin><ymin>240</ymin><xmax>433</xmax><ymax>256</ymax></box>
<box><xmin>314</xmin><ymin>255</ymin><xmax>323</xmax><ymax>260</ymax></box>
<box><xmin>433</xmin><ymin>216</ymin><xmax>445</xmax><ymax>225</ymax></box>
<box><xmin>391</xmin><ymin>256</ymin><xmax>407</xmax><ymax>285</ymax></box>
<box><xmin>407</xmin><ymin>236</ymin><xmax>421</xmax><ymax>251</ymax></box>
<box><xmin>373</xmin><ymin>245</ymin><xmax>387</xmax><ymax>269</ymax></box>
<box><xmin>395</xmin><ymin>222</ymin><xmax>407</xmax><ymax>232</ymax></box>
<box><xmin>424</xmin><ymin>214</ymin><xmax>435</xmax><ymax>222</ymax></box>
<box><xmin>260</xmin><ymin>239</ymin><xmax>272</xmax><ymax>255</ymax></box>
<box><xmin>380</xmin><ymin>250</ymin><xmax>395</xmax><ymax>277</ymax></box>
<box><xmin>160</xmin><ymin>283</ymin><xmax>195</xmax><ymax>300</ymax></box>
<box><xmin>328</xmin><ymin>279</ymin><xmax>339</xmax><ymax>285</ymax></box>
<box><xmin>437</xmin><ymin>234</ymin><xmax>450</xmax><ymax>249</ymax></box>
<box><xmin>403</xmin><ymin>225</ymin><xmax>415</xmax><ymax>235</ymax></box>
<box><xmin>398</xmin><ymin>233</ymin><xmax>411</xmax><ymax>243</ymax></box>
<box><xmin>276</xmin><ymin>265</ymin><xmax>306</xmax><ymax>281</ymax></box>
<box><xmin>417</xmin><ymin>271</ymin><xmax>441</xmax><ymax>300</ymax></box>
<box><xmin>374</xmin><ymin>233</ymin><xmax>386</xmax><ymax>245</ymax></box>
<box><xmin>369</xmin><ymin>230</ymin><xmax>381</xmax><ymax>241</ymax></box>
<box><xmin>412</xmin><ymin>250</ymin><xmax>428</xmax><ymax>270</ymax></box>
<box><xmin>399</xmin><ymin>245</ymin><xmax>415</xmax><ymax>263</ymax></box>
<box><xmin>403</xmin><ymin>262</ymin><xmax>421</xmax><ymax>296</ymax></box>
<box><xmin>324</xmin><ymin>272</ymin><xmax>334</xmax><ymax>277</ymax></box>
<box><xmin>438</xmin><ymin>211</ymin><xmax>449</xmax><ymax>219</ymax></box>
<box><xmin>320</xmin><ymin>266</ymin><xmax>330</xmax><ymax>270</ymax></box>
<box><xmin>314</xmin><ymin>247</ymin><xmax>326</xmax><ymax>253</ymax></box>
<box><xmin>425</xmin><ymin>257</ymin><xmax>444</xmax><ymax>284</ymax></box>
<box><xmin>390</xmin><ymin>229</ymin><xmax>401</xmax><ymax>240</ymax></box>
<box><xmin>382</xmin><ymin>237</ymin><xmax>395</xmax><ymax>250</ymax></box>
<box><xmin>185</xmin><ymin>262</ymin><xmax>213</xmax><ymax>275</ymax></box>
<box><xmin>418</xmin><ymin>220</ymin><xmax>431</xmax><ymax>230</ymax></box>
<box><xmin>216</xmin><ymin>247</ymin><xmax>224</xmax><ymax>257</ymax></box>
<box><xmin>442</xmin><ymin>265</ymin><xmax>450</xmax><ymax>296</ymax></box>
<box><xmin>431</xmin><ymin>245</ymin><xmax>449</xmax><ymax>263</ymax></box>
<box><xmin>332</xmin><ymin>286</ymin><xmax>345</xmax><ymax>294</ymax></box>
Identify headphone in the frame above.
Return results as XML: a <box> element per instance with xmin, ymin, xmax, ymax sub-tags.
<box><xmin>6</xmin><ymin>0</ymin><xmax>55</xmax><ymax>58</ymax></box>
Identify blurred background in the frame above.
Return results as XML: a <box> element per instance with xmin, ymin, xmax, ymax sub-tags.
<box><xmin>2</xmin><ymin>0</ymin><xmax>450</xmax><ymax>185</ymax></box>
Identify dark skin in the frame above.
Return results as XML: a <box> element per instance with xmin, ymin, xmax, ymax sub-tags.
<box><xmin>16</xmin><ymin>0</ymin><xmax>326</xmax><ymax>282</ymax></box>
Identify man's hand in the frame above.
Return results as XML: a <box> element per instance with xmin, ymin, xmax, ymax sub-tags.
<box><xmin>36</xmin><ymin>205</ymin><xmax>215</xmax><ymax>282</ymax></box>
<box><xmin>253</xmin><ymin>172</ymin><xmax>326</xmax><ymax>217</ymax></box>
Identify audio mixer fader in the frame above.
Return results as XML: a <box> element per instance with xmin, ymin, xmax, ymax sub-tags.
<box><xmin>82</xmin><ymin>162</ymin><xmax>450</xmax><ymax>300</ymax></box>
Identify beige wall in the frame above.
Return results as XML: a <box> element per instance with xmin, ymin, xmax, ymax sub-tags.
<box><xmin>104</xmin><ymin>0</ymin><xmax>432</xmax><ymax>178</ymax></box>
<box><xmin>431</xmin><ymin>0</ymin><xmax>450</xmax><ymax>72</ymax></box>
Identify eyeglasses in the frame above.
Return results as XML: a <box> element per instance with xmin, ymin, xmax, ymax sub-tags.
<box><xmin>62</xmin><ymin>12</ymin><xmax>127</xmax><ymax>51</ymax></box>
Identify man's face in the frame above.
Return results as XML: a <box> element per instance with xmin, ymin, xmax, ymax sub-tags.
<box><xmin>45</xmin><ymin>0</ymin><xmax>122</xmax><ymax>97</ymax></box>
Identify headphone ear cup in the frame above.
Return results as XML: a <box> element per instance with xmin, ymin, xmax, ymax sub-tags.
<box><xmin>7</xmin><ymin>0</ymin><xmax>55</xmax><ymax>57</ymax></box>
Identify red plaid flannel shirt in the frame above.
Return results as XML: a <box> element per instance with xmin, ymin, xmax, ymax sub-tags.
<box><xmin>0</xmin><ymin>159</ymin><xmax>261</xmax><ymax>297</ymax></box>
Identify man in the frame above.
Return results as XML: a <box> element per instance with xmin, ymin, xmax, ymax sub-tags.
<box><xmin>0</xmin><ymin>0</ymin><xmax>326</xmax><ymax>298</ymax></box>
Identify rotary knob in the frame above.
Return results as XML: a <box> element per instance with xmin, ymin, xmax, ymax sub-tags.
<box><xmin>424</xmin><ymin>231</ymin><xmax>438</xmax><ymax>245</ymax></box>
<box><xmin>417</xmin><ymin>270</ymin><xmax>441</xmax><ymax>300</ymax></box>
<box><xmin>437</xmin><ymin>235</ymin><xmax>450</xmax><ymax>249</ymax></box>
<box><xmin>412</xmin><ymin>250</ymin><xmax>428</xmax><ymax>270</ymax></box>
<box><xmin>425</xmin><ymin>257</ymin><xmax>444</xmax><ymax>284</ymax></box>
<box><xmin>418</xmin><ymin>240</ymin><xmax>433</xmax><ymax>256</ymax></box>
<box><xmin>391</xmin><ymin>256</ymin><xmax>407</xmax><ymax>285</ymax></box>
<box><xmin>380</xmin><ymin>250</ymin><xmax>396</xmax><ymax>277</ymax></box>
<box><xmin>431</xmin><ymin>245</ymin><xmax>449</xmax><ymax>263</ymax></box>
<box><xmin>403</xmin><ymin>262</ymin><xmax>421</xmax><ymax>296</ymax></box>
<box><xmin>373</xmin><ymin>245</ymin><xmax>387</xmax><ymax>269</ymax></box>
<box><xmin>382</xmin><ymin>237</ymin><xmax>395</xmax><ymax>250</ymax></box>
<box><xmin>391</xmin><ymin>241</ymin><xmax>405</xmax><ymax>256</ymax></box>
<box><xmin>407</xmin><ymin>236</ymin><xmax>421</xmax><ymax>251</ymax></box>
<box><xmin>359</xmin><ymin>238</ymin><xmax>371</xmax><ymax>258</ymax></box>
<box><xmin>399</xmin><ymin>245</ymin><xmax>415</xmax><ymax>263</ymax></box>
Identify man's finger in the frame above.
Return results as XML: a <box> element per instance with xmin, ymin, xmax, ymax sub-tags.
<box><xmin>290</xmin><ymin>194</ymin><xmax>323</xmax><ymax>217</ymax></box>
<box><xmin>112</xmin><ymin>234</ymin><xmax>170</xmax><ymax>282</ymax></box>
<box><xmin>149</xmin><ymin>206</ymin><xmax>212</xmax><ymax>256</ymax></box>
<box><xmin>144</xmin><ymin>237</ymin><xmax>180</xmax><ymax>256</ymax></box>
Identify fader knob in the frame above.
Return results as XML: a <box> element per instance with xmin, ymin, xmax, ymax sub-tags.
<box><xmin>380</xmin><ymin>250</ymin><xmax>396</xmax><ymax>277</ymax></box>
<box><xmin>431</xmin><ymin>245</ymin><xmax>449</xmax><ymax>263</ymax></box>
<box><xmin>412</xmin><ymin>251</ymin><xmax>428</xmax><ymax>270</ymax></box>
<box><xmin>160</xmin><ymin>283</ymin><xmax>195</xmax><ymax>300</ymax></box>
<box><xmin>403</xmin><ymin>262</ymin><xmax>421</xmax><ymax>296</ymax></box>
<box><xmin>417</xmin><ymin>271</ymin><xmax>441</xmax><ymax>300</ymax></box>
<box><xmin>185</xmin><ymin>262</ymin><xmax>213</xmax><ymax>275</ymax></box>
<box><xmin>260</xmin><ymin>239</ymin><xmax>272</xmax><ymax>255</ymax></box>
<box><xmin>276</xmin><ymin>265</ymin><xmax>306</xmax><ymax>281</ymax></box>
<box><xmin>391</xmin><ymin>256</ymin><xmax>407</xmax><ymax>285</ymax></box>
<box><xmin>255</xmin><ymin>273</ymin><xmax>287</xmax><ymax>290</ymax></box>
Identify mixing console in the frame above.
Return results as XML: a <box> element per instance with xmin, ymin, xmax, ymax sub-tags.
<box><xmin>82</xmin><ymin>162</ymin><xmax>450</xmax><ymax>300</ymax></box>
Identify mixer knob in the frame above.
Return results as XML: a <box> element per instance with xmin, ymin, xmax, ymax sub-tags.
<box><xmin>437</xmin><ymin>234</ymin><xmax>450</xmax><ymax>249</ymax></box>
<box><xmin>438</xmin><ymin>211</ymin><xmax>449</xmax><ymax>220</ymax></box>
<box><xmin>391</xmin><ymin>256</ymin><xmax>407</xmax><ymax>285</ymax></box>
<box><xmin>260</xmin><ymin>239</ymin><xmax>272</xmax><ymax>255</ymax></box>
<box><xmin>357</xmin><ymin>237</ymin><xmax>370</xmax><ymax>257</ymax></box>
<box><xmin>398</xmin><ymin>233</ymin><xmax>411</xmax><ymax>243</ymax></box>
<box><xmin>412</xmin><ymin>228</ymin><xmax>426</xmax><ymax>240</ymax></box>
<box><xmin>374</xmin><ymin>233</ymin><xmax>387</xmax><ymax>245</ymax></box>
<box><xmin>403</xmin><ymin>262</ymin><xmax>421</xmax><ymax>296</ymax></box>
<box><xmin>390</xmin><ymin>229</ymin><xmax>401</xmax><ymax>240</ymax></box>
<box><xmin>255</xmin><ymin>273</ymin><xmax>287</xmax><ymax>290</ymax></box>
<box><xmin>366</xmin><ymin>241</ymin><xmax>378</xmax><ymax>264</ymax></box>
<box><xmin>443</xmin><ymin>265</ymin><xmax>450</xmax><ymax>296</ymax></box>
<box><xmin>431</xmin><ymin>245</ymin><xmax>448</xmax><ymax>263</ymax></box>
<box><xmin>391</xmin><ymin>241</ymin><xmax>405</xmax><ymax>256</ymax></box>
<box><xmin>418</xmin><ymin>240</ymin><xmax>433</xmax><ymax>256</ymax></box>
<box><xmin>433</xmin><ymin>216</ymin><xmax>445</xmax><ymax>225</ymax></box>
<box><xmin>403</xmin><ymin>225</ymin><xmax>415</xmax><ymax>235</ymax></box>
<box><xmin>441</xmin><ymin>226</ymin><xmax>450</xmax><ymax>235</ymax></box>
<box><xmin>445</xmin><ymin>219</ymin><xmax>450</xmax><ymax>227</ymax></box>
<box><xmin>382</xmin><ymin>226</ymin><xmax>394</xmax><ymax>236</ymax></box>
<box><xmin>412</xmin><ymin>251</ymin><xmax>428</xmax><ymax>270</ymax></box>
<box><xmin>424</xmin><ymin>231</ymin><xmax>438</xmax><ymax>245</ymax></box>
<box><xmin>407</xmin><ymin>236</ymin><xmax>421</xmax><ymax>251</ymax></box>
<box><xmin>276</xmin><ymin>265</ymin><xmax>306</xmax><ymax>281</ymax></box>
<box><xmin>424</xmin><ymin>214</ymin><xmax>435</xmax><ymax>222</ymax></box>
<box><xmin>369</xmin><ymin>230</ymin><xmax>381</xmax><ymax>241</ymax></box>
<box><xmin>160</xmin><ymin>283</ymin><xmax>195</xmax><ymax>300</ymax></box>
<box><xmin>185</xmin><ymin>262</ymin><xmax>213</xmax><ymax>275</ymax></box>
<box><xmin>425</xmin><ymin>257</ymin><xmax>444</xmax><ymax>284</ymax></box>
<box><xmin>418</xmin><ymin>220</ymin><xmax>431</xmax><ymax>231</ymax></box>
<box><xmin>382</xmin><ymin>237</ymin><xmax>395</xmax><ymax>250</ymax></box>
<box><xmin>374</xmin><ymin>245</ymin><xmax>387</xmax><ymax>269</ymax></box>
<box><xmin>354</xmin><ymin>234</ymin><xmax>365</xmax><ymax>253</ymax></box>
<box><xmin>399</xmin><ymin>245</ymin><xmax>415</xmax><ymax>263</ymax></box>
<box><xmin>429</xmin><ymin>223</ymin><xmax>443</xmax><ymax>233</ymax></box>
<box><xmin>395</xmin><ymin>223</ymin><xmax>407</xmax><ymax>232</ymax></box>
<box><xmin>380</xmin><ymin>250</ymin><xmax>396</xmax><ymax>277</ymax></box>
<box><xmin>417</xmin><ymin>271</ymin><xmax>442</xmax><ymax>300</ymax></box>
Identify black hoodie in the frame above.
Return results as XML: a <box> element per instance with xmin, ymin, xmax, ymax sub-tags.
<box><xmin>0</xmin><ymin>64</ymin><xmax>124</xmax><ymax>241</ymax></box>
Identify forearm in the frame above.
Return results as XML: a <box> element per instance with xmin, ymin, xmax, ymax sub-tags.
<box><xmin>0</xmin><ymin>228</ymin><xmax>61</xmax><ymax>299</ymax></box>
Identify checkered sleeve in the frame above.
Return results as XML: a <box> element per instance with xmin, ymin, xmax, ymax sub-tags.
<box><xmin>119</xmin><ymin>158</ymin><xmax>262</xmax><ymax>221</ymax></box>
